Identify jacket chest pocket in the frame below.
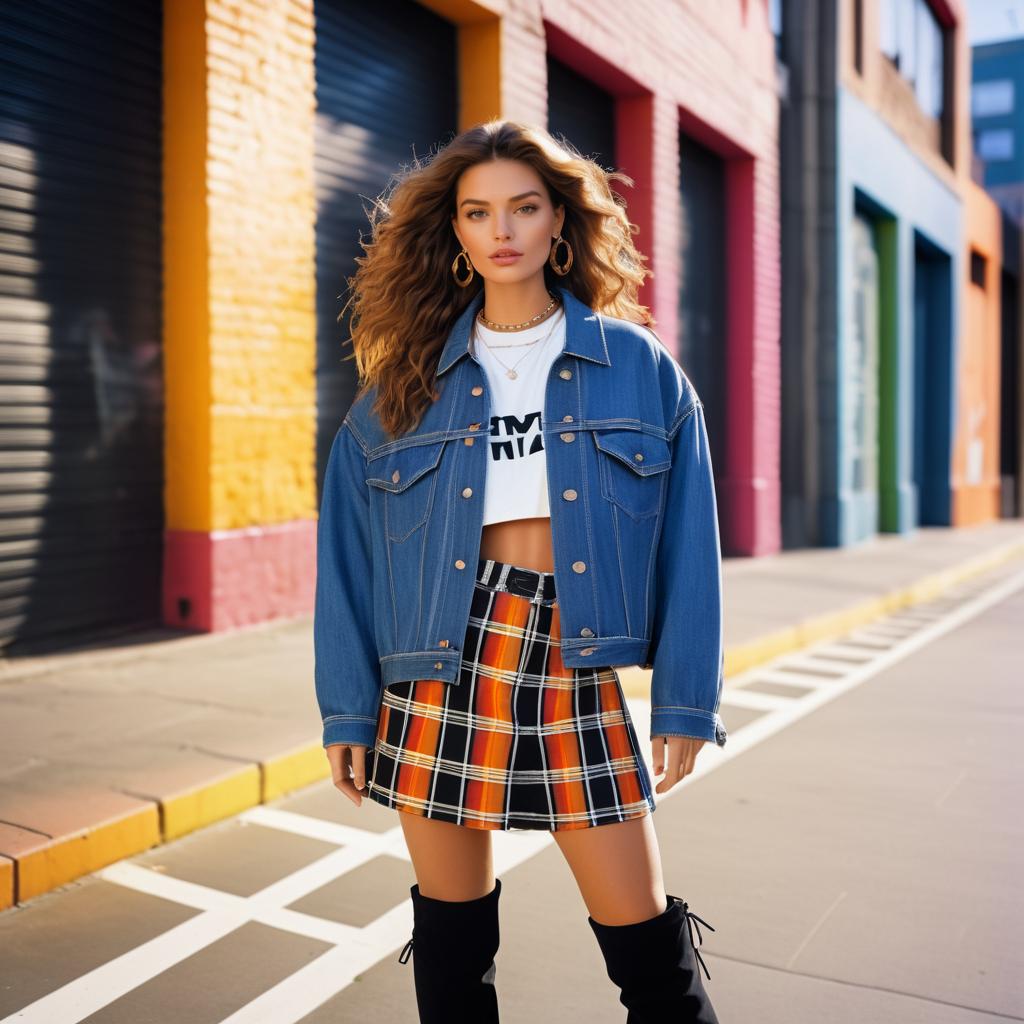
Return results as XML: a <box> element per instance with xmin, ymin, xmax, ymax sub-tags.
<box><xmin>366</xmin><ymin>439</ymin><xmax>446</xmax><ymax>542</ymax></box>
<box><xmin>593</xmin><ymin>429</ymin><xmax>672</xmax><ymax>520</ymax></box>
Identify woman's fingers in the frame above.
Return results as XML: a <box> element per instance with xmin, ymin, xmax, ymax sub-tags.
<box><xmin>654</xmin><ymin>756</ymin><xmax>681</xmax><ymax>794</ymax></box>
<box><xmin>325</xmin><ymin>743</ymin><xmax>369</xmax><ymax>806</ymax></box>
<box><xmin>651</xmin><ymin>736</ymin><xmax>705</xmax><ymax>794</ymax></box>
<box><xmin>651</xmin><ymin>737</ymin><xmax>666</xmax><ymax>776</ymax></box>
<box><xmin>350</xmin><ymin>745</ymin><xmax>366</xmax><ymax>791</ymax></box>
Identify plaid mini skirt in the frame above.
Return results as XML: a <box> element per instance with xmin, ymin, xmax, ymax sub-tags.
<box><xmin>363</xmin><ymin>557</ymin><xmax>657</xmax><ymax>831</ymax></box>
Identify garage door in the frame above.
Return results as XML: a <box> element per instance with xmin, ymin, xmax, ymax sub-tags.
<box><xmin>0</xmin><ymin>0</ymin><xmax>164</xmax><ymax>654</ymax></box>
<box><xmin>313</xmin><ymin>0</ymin><xmax>457</xmax><ymax>487</ymax></box>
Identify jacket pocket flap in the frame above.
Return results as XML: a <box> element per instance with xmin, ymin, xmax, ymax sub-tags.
<box><xmin>366</xmin><ymin>440</ymin><xmax>446</xmax><ymax>493</ymax></box>
<box><xmin>593</xmin><ymin>430</ymin><xmax>672</xmax><ymax>475</ymax></box>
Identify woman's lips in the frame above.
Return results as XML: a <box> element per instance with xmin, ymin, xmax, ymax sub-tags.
<box><xmin>490</xmin><ymin>252</ymin><xmax>522</xmax><ymax>264</ymax></box>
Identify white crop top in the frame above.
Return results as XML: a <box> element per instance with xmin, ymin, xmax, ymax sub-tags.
<box><xmin>470</xmin><ymin>304</ymin><xmax>567</xmax><ymax>526</ymax></box>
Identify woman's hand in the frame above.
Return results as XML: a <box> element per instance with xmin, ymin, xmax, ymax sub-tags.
<box><xmin>326</xmin><ymin>743</ymin><xmax>369</xmax><ymax>806</ymax></box>
<box><xmin>651</xmin><ymin>735</ymin><xmax>706</xmax><ymax>794</ymax></box>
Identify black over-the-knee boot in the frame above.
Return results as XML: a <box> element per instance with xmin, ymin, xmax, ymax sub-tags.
<box><xmin>588</xmin><ymin>892</ymin><xmax>719</xmax><ymax>1023</ymax></box>
<box><xmin>397</xmin><ymin>876</ymin><xmax>501</xmax><ymax>1023</ymax></box>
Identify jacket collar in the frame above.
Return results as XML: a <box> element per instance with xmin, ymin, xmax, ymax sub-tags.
<box><xmin>435</xmin><ymin>284</ymin><xmax>612</xmax><ymax>378</ymax></box>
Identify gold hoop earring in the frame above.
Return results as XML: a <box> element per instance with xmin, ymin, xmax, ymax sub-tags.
<box><xmin>452</xmin><ymin>246</ymin><xmax>474</xmax><ymax>287</ymax></box>
<box><xmin>549</xmin><ymin>235</ymin><xmax>573</xmax><ymax>276</ymax></box>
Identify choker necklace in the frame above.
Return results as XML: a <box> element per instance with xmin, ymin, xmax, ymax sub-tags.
<box><xmin>477</xmin><ymin>292</ymin><xmax>559</xmax><ymax>332</ymax></box>
<box><xmin>475</xmin><ymin>307</ymin><xmax>562</xmax><ymax>380</ymax></box>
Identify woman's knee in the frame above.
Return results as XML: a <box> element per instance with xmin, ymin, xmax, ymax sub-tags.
<box><xmin>398</xmin><ymin>811</ymin><xmax>495</xmax><ymax>901</ymax></box>
<box><xmin>553</xmin><ymin>814</ymin><xmax>665</xmax><ymax>925</ymax></box>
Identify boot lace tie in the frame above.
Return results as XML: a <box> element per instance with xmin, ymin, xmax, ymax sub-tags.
<box><xmin>677</xmin><ymin>898</ymin><xmax>715</xmax><ymax>982</ymax></box>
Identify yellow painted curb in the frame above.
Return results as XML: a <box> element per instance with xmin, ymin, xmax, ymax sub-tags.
<box><xmin>161</xmin><ymin>766</ymin><xmax>262</xmax><ymax>841</ymax></box>
<box><xmin>10</xmin><ymin>538</ymin><xmax>1024</xmax><ymax>908</ymax></box>
<box><xmin>18</xmin><ymin>806</ymin><xmax>161</xmax><ymax>904</ymax></box>
<box><xmin>264</xmin><ymin>743</ymin><xmax>333</xmax><ymax>802</ymax></box>
<box><xmin>620</xmin><ymin>538</ymin><xmax>1024</xmax><ymax>700</ymax></box>
<box><xmin>0</xmin><ymin>856</ymin><xmax>13</xmax><ymax>912</ymax></box>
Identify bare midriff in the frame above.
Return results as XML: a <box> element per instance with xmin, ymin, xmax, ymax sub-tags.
<box><xmin>479</xmin><ymin>516</ymin><xmax>555</xmax><ymax>574</ymax></box>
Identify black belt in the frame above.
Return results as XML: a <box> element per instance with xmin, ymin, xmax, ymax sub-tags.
<box><xmin>477</xmin><ymin>558</ymin><xmax>557</xmax><ymax>602</ymax></box>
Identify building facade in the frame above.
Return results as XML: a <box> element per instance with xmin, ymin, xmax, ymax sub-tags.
<box><xmin>1</xmin><ymin>0</ymin><xmax>1018</xmax><ymax>651</ymax></box>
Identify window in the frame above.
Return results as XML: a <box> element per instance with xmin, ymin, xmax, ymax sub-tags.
<box><xmin>972</xmin><ymin>79</ymin><xmax>1014</xmax><ymax>118</ymax></box>
<box><xmin>977</xmin><ymin>129</ymin><xmax>1014</xmax><ymax>161</ymax></box>
<box><xmin>879</xmin><ymin>0</ymin><xmax>945</xmax><ymax>119</ymax></box>
<box><xmin>970</xmin><ymin>251</ymin><xmax>986</xmax><ymax>289</ymax></box>
<box><xmin>898</xmin><ymin>0</ymin><xmax>917</xmax><ymax>80</ymax></box>
<box><xmin>881</xmin><ymin>0</ymin><xmax>898</xmax><ymax>58</ymax></box>
<box><xmin>915</xmin><ymin>1</ymin><xmax>943</xmax><ymax>118</ymax></box>
<box><xmin>769</xmin><ymin>0</ymin><xmax>782</xmax><ymax>57</ymax></box>
<box><xmin>854</xmin><ymin>0</ymin><xmax>864</xmax><ymax>73</ymax></box>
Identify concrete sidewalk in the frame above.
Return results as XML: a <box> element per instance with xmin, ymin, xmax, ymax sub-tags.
<box><xmin>2</xmin><ymin>520</ymin><xmax>1022</xmax><ymax>910</ymax></box>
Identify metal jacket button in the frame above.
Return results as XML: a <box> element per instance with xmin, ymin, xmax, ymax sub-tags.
<box><xmin>572</xmin><ymin>561</ymin><xmax>586</xmax><ymax>573</ymax></box>
<box><xmin>563</xmin><ymin>489</ymin><xmax>577</xmax><ymax>500</ymax></box>
<box><xmin>560</xmin><ymin>432</ymin><xmax>574</xmax><ymax>442</ymax></box>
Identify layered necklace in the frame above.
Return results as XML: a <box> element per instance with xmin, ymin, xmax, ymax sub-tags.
<box><xmin>474</xmin><ymin>292</ymin><xmax>563</xmax><ymax>381</ymax></box>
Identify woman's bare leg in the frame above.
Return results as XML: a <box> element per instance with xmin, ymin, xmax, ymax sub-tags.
<box><xmin>398</xmin><ymin>811</ymin><xmax>497</xmax><ymax>900</ymax></box>
<box><xmin>552</xmin><ymin>813</ymin><xmax>666</xmax><ymax>924</ymax></box>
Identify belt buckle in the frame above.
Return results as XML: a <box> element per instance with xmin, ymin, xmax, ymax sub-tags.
<box><xmin>506</xmin><ymin>567</ymin><xmax>532</xmax><ymax>592</ymax></box>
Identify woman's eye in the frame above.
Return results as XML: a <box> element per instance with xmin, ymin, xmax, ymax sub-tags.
<box><xmin>467</xmin><ymin>205</ymin><xmax>538</xmax><ymax>220</ymax></box>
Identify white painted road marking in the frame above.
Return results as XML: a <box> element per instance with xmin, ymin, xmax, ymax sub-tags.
<box><xmin>5</xmin><ymin>563</ymin><xmax>1023</xmax><ymax>1024</ymax></box>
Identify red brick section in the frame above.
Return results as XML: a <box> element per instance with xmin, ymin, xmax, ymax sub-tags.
<box><xmin>536</xmin><ymin>2</ymin><xmax>781</xmax><ymax>556</ymax></box>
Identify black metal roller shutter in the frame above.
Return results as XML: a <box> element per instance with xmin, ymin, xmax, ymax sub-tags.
<box><xmin>313</xmin><ymin>0</ymin><xmax>457</xmax><ymax>489</ymax></box>
<box><xmin>0</xmin><ymin>0</ymin><xmax>164</xmax><ymax>655</ymax></box>
<box><xmin>678</xmin><ymin>131</ymin><xmax>726</xmax><ymax>476</ymax></box>
<box><xmin>546</xmin><ymin>56</ymin><xmax>616</xmax><ymax>171</ymax></box>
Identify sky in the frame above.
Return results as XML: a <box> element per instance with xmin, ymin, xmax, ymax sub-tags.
<box><xmin>968</xmin><ymin>0</ymin><xmax>1024</xmax><ymax>45</ymax></box>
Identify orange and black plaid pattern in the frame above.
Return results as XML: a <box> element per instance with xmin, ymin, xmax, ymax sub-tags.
<box><xmin>363</xmin><ymin>557</ymin><xmax>657</xmax><ymax>831</ymax></box>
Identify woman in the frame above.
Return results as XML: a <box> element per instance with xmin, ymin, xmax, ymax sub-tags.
<box><xmin>314</xmin><ymin>119</ymin><xmax>724</xmax><ymax>1023</ymax></box>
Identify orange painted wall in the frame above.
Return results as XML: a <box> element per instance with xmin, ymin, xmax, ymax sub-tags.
<box><xmin>953</xmin><ymin>180</ymin><xmax>1002</xmax><ymax>524</ymax></box>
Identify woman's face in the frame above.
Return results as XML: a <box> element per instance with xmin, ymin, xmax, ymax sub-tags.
<box><xmin>451</xmin><ymin>159</ymin><xmax>565</xmax><ymax>286</ymax></box>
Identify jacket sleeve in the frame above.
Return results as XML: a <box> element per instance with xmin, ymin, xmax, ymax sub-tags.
<box><xmin>646</xmin><ymin>397</ymin><xmax>728</xmax><ymax>747</ymax></box>
<box><xmin>313</xmin><ymin>419</ymin><xmax>383</xmax><ymax>749</ymax></box>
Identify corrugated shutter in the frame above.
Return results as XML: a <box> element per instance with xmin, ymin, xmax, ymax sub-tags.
<box><xmin>678</xmin><ymin>131</ymin><xmax>726</xmax><ymax>473</ymax></box>
<box><xmin>0</xmin><ymin>0</ymin><xmax>164</xmax><ymax>655</ymax></box>
<box><xmin>313</xmin><ymin>0</ymin><xmax>457</xmax><ymax>486</ymax></box>
<box><xmin>547</xmin><ymin>57</ymin><xmax>615</xmax><ymax>170</ymax></box>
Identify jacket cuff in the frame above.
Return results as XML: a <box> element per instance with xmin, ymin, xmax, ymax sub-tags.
<box><xmin>650</xmin><ymin>707</ymin><xmax>728</xmax><ymax>747</ymax></box>
<box><xmin>322</xmin><ymin>715</ymin><xmax>379</xmax><ymax>749</ymax></box>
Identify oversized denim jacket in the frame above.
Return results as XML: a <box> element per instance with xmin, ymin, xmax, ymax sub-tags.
<box><xmin>314</xmin><ymin>285</ymin><xmax>728</xmax><ymax>751</ymax></box>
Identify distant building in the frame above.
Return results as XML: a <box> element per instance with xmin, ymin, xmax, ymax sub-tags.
<box><xmin>971</xmin><ymin>35</ymin><xmax>1024</xmax><ymax>223</ymax></box>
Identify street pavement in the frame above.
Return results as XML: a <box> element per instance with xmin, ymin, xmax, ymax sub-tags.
<box><xmin>0</xmin><ymin>521</ymin><xmax>1023</xmax><ymax>1021</ymax></box>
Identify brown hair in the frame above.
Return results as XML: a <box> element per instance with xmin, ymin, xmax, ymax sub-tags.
<box><xmin>338</xmin><ymin>118</ymin><xmax>654</xmax><ymax>439</ymax></box>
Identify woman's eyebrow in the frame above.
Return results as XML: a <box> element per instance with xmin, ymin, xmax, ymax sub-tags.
<box><xmin>459</xmin><ymin>190</ymin><xmax>542</xmax><ymax>208</ymax></box>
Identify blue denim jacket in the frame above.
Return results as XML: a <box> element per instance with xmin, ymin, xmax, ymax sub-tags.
<box><xmin>314</xmin><ymin>285</ymin><xmax>727</xmax><ymax>750</ymax></box>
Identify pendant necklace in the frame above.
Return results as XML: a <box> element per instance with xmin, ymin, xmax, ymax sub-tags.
<box><xmin>476</xmin><ymin>305</ymin><xmax>562</xmax><ymax>380</ymax></box>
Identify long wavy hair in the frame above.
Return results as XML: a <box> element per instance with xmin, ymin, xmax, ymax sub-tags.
<box><xmin>338</xmin><ymin>118</ymin><xmax>654</xmax><ymax>439</ymax></box>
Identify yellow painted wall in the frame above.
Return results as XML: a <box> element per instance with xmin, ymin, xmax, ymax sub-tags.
<box><xmin>164</xmin><ymin>0</ymin><xmax>317</xmax><ymax>533</ymax></box>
